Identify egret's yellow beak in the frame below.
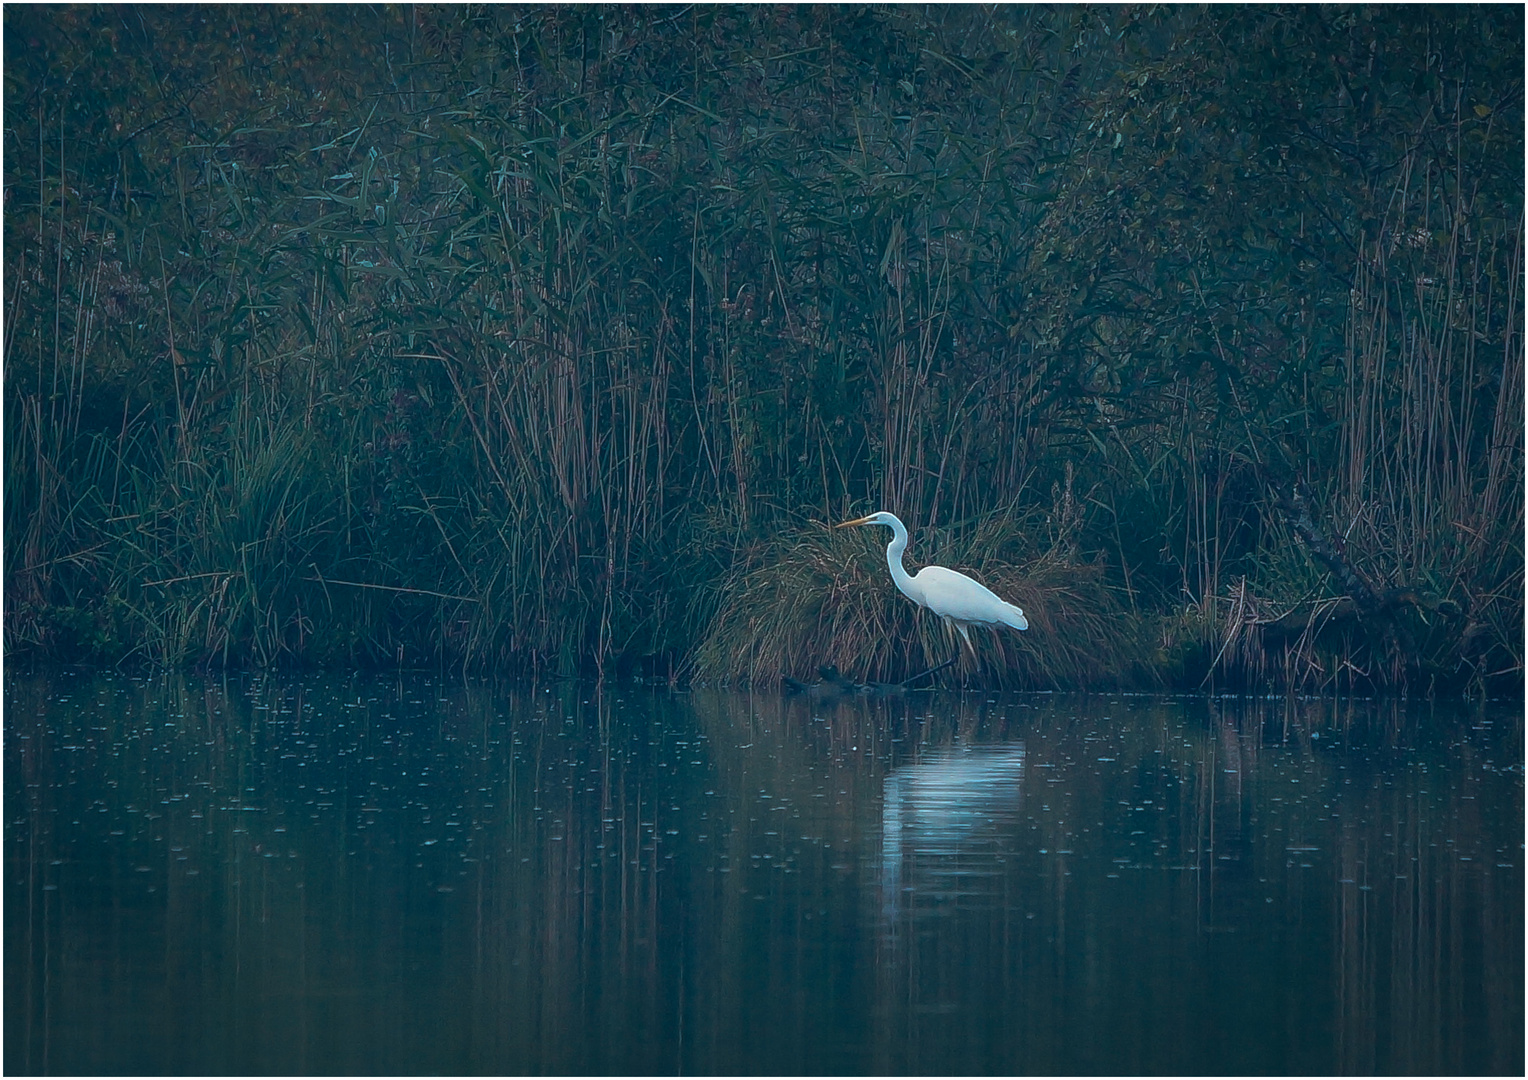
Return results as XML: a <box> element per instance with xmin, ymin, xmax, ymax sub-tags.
<box><xmin>835</xmin><ymin>516</ymin><xmax>874</xmax><ymax>528</ymax></box>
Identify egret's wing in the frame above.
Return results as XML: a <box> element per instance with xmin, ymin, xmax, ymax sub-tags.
<box><xmin>914</xmin><ymin>565</ymin><xmax>1027</xmax><ymax>630</ymax></box>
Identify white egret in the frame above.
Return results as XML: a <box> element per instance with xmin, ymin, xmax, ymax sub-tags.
<box><xmin>835</xmin><ymin>511</ymin><xmax>1028</xmax><ymax>653</ymax></box>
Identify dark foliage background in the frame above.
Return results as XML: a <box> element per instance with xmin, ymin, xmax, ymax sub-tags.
<box><xmin>4</xmin><ymin>5</ymin><xmax>1521</xmax><ymax>693</ymax></box>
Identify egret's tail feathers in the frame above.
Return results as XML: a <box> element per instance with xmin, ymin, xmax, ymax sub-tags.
<box><xmin>1001</xmin><ymin>603</ymin><xmax>1028</xmax><ymax>632</ymax></box>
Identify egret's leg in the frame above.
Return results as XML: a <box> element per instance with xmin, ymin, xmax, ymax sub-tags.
<box><xmin>939</xmin><ymin>616</ymin><xmax>973</xmax><ymax>654</ymax></box>
<box><xmin>920</xmin><ymin>618</ymin><xmax>969</xmax><ymax>688</ymax></box>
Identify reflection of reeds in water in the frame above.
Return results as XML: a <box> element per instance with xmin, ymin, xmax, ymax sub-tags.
<box><xmin>1328</xmin><ymin>720</ymin><xmax>1523</xmax><ymax>1075</ymax></box>
<box><xmin>864</xmin><ymin>695</ymin><xmax>1522</xmax><ymax>1074</ymax></box>
<box><xmin>7</xmin><ymin>678</ymin><xmax>1520</xmax><ymax>1074</ymax></box>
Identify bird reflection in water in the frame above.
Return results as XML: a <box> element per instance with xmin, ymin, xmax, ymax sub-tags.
<box><xmin>879</xmin><ymin>744</ymin><xmax>1026</xmax><ymax>922</ymax></box>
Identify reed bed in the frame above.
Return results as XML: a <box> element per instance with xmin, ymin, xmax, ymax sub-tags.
<box><xmin>4</xmin><ymin>6</ymin><xmax>1520</xmax><ymax>696</ymax></box>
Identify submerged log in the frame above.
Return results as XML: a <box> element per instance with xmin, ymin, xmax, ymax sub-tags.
<box><xmin>783</xmin><ymin>659</ymin><xmax>957</xmax><ymax>698</ymax></box>
<box><xmin>1255</xmin><ymin>588</ymin><xmax>1459</xmax><ymax>639</ymax></box>
<box><xmin>783</xmin><ymin>664</ymin><xmax>867</xmax><ymax>699</ymax></box>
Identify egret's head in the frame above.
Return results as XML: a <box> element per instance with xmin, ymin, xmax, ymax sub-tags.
<box><xmin>835</xmin><ymin>511</ymin><xmax>898</xmax><ymax>530</ymax></box>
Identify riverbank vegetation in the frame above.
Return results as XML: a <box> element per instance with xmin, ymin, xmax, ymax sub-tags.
<box><xmin>5</xmin><ymin>6</ymin><xmax>1521</xmax><ymax>694</ymax></box>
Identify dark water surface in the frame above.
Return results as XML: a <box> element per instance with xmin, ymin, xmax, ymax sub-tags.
<box><xmin>5</xmin><ymin>670</ymin><xmax>1522</xmax><ymax>1075</ymax></box>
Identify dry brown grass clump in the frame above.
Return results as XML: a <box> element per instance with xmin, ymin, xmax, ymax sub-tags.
<box><xmin>693</xmin><ymin>514</ymin><xmax>1145</xmax><ymax>689</ymax></box>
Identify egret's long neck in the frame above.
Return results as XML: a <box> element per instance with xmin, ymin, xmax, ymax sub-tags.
<box><xmin>883</xmin><ymin>520</ymin><xmax>920</xmax><ymax>604</ymax></box>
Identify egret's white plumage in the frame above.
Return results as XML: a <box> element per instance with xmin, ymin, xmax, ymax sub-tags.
<box><xmin>835</xmin><ymin>511</ymin><xmax>1028</xmax><ymax>651</ymax></box>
